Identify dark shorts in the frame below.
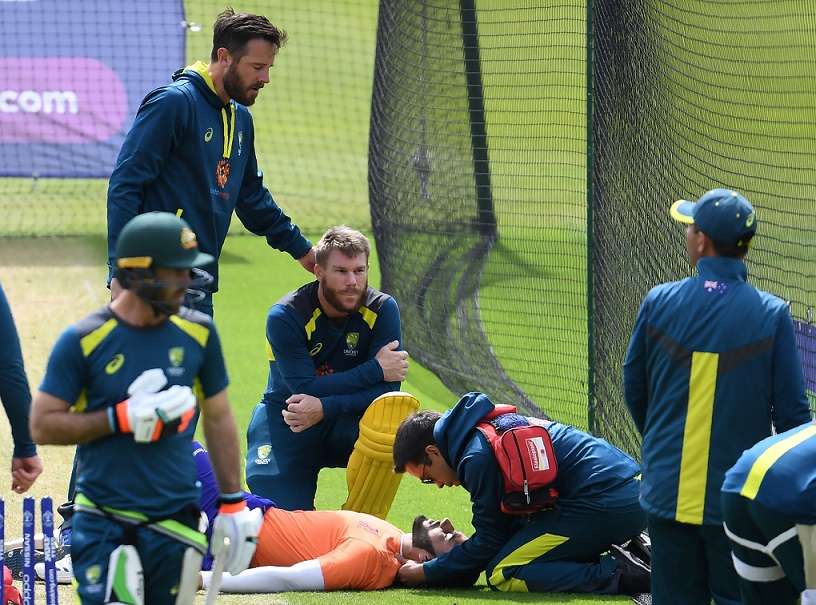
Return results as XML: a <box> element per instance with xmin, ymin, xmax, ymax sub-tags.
<box><xmin>245</xmin><ymin>402</ymin><xmax>361</xmax><ymax>510</ymax></box>
<box><xmin>72</xmin><ymin>506</ymin><xmax>201</xmax><ymax>605</ymax></box>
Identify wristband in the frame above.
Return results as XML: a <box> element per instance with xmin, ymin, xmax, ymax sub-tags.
<box><xmin>107</xmin><ymin>407</ymin><xmax>117</xmax><ymax>433</ymax></box>
<box><xmin>109</xmin><ymin>401</ymin><xmax>131</xmax><ymax>434</ymax></box>
<box><xmin>218</xmin><ymin>492</ymin><xmax>245</xmax><ymax>512</ymax></box>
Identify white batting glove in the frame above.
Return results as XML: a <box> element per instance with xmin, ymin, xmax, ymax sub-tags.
<box><xmin>211</xmin><ymin>498</ymin><xmax>263</xmax><ymax>576</ymax></box>
<box><xmin>127</xmin><ymin>368</ymin><xmax>167</xmax><ymax>396</ymax></box>
<box><xmin>111</xmin><ymin>369</ymin><xmax>197</xmax><ymax>442</ymax></box>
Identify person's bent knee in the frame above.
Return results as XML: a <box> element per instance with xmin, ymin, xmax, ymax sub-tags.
<box><xmin>486</xmin><ymin>565</ymin><xmax>528</xmax><ymax>592</ymax></box>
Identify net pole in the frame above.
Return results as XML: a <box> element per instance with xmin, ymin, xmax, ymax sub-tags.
<box><xmin>459</xmin><ymin>0</ymin><xmax>496</xmax><ymax>239</ymax></box>
<box><xmin>586</xmin><ymin>0</ymin><xmax>597</xmax><ymax>434</ymax></box>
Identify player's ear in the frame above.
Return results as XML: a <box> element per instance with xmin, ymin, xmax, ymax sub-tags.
<box><xmin>424</xmin><ymin>444</ymin><xmax>440</xmax><ymax>457</ymax></box>
<box><xmin>216</xmin><ymin>47</ymin><xmax>231</xmax><ymax>66</ymax></box>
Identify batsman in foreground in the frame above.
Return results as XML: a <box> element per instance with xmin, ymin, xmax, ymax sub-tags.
<box><xmin>246</xmin><ymin>226</ymin><xmax>412</xmax><ymax>515</ymax></box>
<box><xmin>29</xmin><ymin>212</ymin><xmax>261</xmax><ymax>604</ymax></box>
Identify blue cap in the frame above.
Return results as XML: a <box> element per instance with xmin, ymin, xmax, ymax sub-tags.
<box><xmin>670</xmin><ymin>188</ymin><xmax>757</xmax><ymax>248</ymax></box>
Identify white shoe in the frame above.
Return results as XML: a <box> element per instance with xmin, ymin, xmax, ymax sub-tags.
<box><xmin>34</xmin><ymin>552</ymin><xmax>73</xmax><ymax>584</ymax></box>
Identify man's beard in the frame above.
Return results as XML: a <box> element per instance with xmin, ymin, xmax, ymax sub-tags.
<box><xmin>321</xmin><ymin>280</ymin><xmax>367</xmax><ymax>315</ymax></box>
<box><xmin>223</xmin><ymin>67</ymin><xmax>259</xmax><ymax>106</ymax></box>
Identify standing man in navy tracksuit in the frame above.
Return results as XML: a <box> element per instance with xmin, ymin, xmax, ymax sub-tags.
<box><xmin>107</xmin><ymin>8</ymin><xmax>315</xmax><ymax>317</ymax></box>
<box><xmin>70</xmin><ymin>6</ymin><xmax>316</xmax><ymax>563</ymax></box>
<box><xmin>0</xmin><ymin>280</ymin><xmax>42</xmax><ymax>494</ymax></box>
<box><xmin>624</xmin><ymin>188</ymin><xmax>812</xmax><ymax>605</ymax></box>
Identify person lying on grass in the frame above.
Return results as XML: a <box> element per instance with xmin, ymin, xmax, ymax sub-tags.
<box><xmin>195</xmin><ymin>441</ymin><xmax>466</xmax><ymax>592</ymax></box>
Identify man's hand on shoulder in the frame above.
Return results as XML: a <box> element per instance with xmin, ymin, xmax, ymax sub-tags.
<box><xmin>283</xmin><ymin>394</ymin><xmax>324</xmax><ymax>432</ymax></box>
<box><xmin>298</xmin><ymin>247</ymin><xmax>316</xmax><ymax>274</ymax></box>
<box><xmin>376</xmin><ymin>340</ymin><xmax>409</xmax><ymax>382</ymax></box>
<box><xmin>398</xmin><ymin>560</ymin><xmax>426</xmax><ymax>586</ymax></box>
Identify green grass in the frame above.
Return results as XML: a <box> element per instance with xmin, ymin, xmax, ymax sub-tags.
<box><xmin>207</xmin><ymin>234</ymin><xmax>630</xmax><ymax>604</ymax></box>
<box><xmin>6</xmin><ymin>1</ymin><xmax>816</xmax><ymax>600</ymax></box>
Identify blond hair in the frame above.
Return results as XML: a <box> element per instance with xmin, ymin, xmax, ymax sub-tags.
<box><xmin>315</xmin><ymin>226</ymin><xmax>370</xmax><ymax>266</ymax></box>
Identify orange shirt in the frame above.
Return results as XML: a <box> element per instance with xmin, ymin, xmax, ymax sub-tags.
<box><xmin>252</xmin><ymin>508</ymin><xmax>404</xmax><ymax>590</ymax></box>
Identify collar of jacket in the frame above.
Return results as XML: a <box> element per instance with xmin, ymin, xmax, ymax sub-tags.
<box><xmin>173</xmin><ymin>61</ymin><xmax>228</xmax><ymax>110</ymax></box>
<box><xmin>696</xmin><ymin>256</ymin><xmax>748</xmax><ymax>282</ymax></box>
<box><xmin>173</xmin><ymin>61</ymin><xmax>235</xmax><ymax>159</ymax></box>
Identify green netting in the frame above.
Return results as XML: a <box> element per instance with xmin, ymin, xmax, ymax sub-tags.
<box><xmin>0</xmin><ymin>1</ymin><xmax>377</xmax><ymax>237</ymax></box>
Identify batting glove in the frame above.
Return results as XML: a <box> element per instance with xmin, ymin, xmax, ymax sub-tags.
<box><xmin>110</xmin><ymin>369</ymin><xmax>197</xmax><ymax>442</ymax></box>
<box><xmin>211</xmin><ymin>495</ymin><xmax>263</xmax><ymax>575</ymax></box>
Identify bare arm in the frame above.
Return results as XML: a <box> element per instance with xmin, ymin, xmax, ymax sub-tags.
<box><xmin>200</xmin><ymin>388</ymin><xmax>242</xmax><ymax>494</ymax></box>
<box><xmin>29</xmin><ymin>391</ymin><xmax>112</xmax><ymax>445</ymax></box>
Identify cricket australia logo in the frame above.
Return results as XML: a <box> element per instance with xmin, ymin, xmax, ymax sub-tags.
<box><xmin>86</xmin><ymin>565</ymin><xmax>102</xmax><ymax>584</ymax></box>
<box><xmin>344</xmin><ymin>332</ymin><xmax>360</xmax><ymax>357</ymax></box>
<box><xmin>167</xmin><ymin>347</ymin><xmax>185</xmax><ymax>377</ymax></box>
<box><xmin>255</xmin><ymin>444</ymin><xmax>272</xmax><ymax>465</ymax></box>
<box><xmin>745</xmin><ymin>211</ymin><xmax>755</xmax><ymax>227</ymax></box>
<box><xmin>169</xmin><ymin>347</ymin><xmax>184</xmax><ymax>366</ymax></box>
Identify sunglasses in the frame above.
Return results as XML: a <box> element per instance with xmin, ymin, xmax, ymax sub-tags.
<box><xmin>420</xmin><ymin>461</ymin><xmax>434</xmax><ymax>484</ymax></box>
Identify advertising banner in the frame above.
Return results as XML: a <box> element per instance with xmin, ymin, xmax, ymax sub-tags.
<box><xmin>0</xmin><ymin>1</ymin><xmax>185</xmax><ymax>177</ymax></box>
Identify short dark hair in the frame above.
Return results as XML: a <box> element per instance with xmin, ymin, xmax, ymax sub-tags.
<box><xmin>412</xmin><ymin>515</ymin><xmax>433</xmax><ymax>555</ymax></box>
<box><xmin>211</xmin><ymin>7</ymin><xmax>288</xmax><ymax>62</ymax></box>
<box><xmin>393</xmin><ymin>411</ymin><xmax>440</xmax><ymax>473</ymax></box>
<box><xmin>695</xmin><ymin>225</ymin><xmax>752</xmax><ymax>259</ymax></box>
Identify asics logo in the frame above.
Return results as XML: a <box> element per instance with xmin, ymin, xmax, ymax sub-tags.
<box><xmin>105</xmin><ymin>353</ymin><xmax>124</xmax><ymax>374</ymax></box>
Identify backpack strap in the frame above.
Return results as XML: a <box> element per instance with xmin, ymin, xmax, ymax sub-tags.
<box><xmin>482</xmin><ymin>404</ymin><xmax>518</xmax><ymax>421</ymax></box>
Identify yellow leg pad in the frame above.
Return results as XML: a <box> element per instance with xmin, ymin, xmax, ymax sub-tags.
<box><xmin>342</xmin><ymin>391</ymin><xmax>420</xmax><ymax>518</ymax></box>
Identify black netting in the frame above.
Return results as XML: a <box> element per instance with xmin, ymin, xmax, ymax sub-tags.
<box><xmin>371</xmin><ymin>0</ymin><xmax>816</xmax><ymax>453</ymax></box>
<box><xmin>592</xmin><ymin>0</ymin><xmax>816</xmax><ymax>456</ymax></box>
<box><xmin>370</xmin><ymin>1</ymin><xmax>589</xmax><ymax>426</ymax></box>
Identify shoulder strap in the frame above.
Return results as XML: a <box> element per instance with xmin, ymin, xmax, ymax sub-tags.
<box><xmin>482</xmin><ymin>404</ymin><xmax>518</xmax><ymax>422</ymax></box>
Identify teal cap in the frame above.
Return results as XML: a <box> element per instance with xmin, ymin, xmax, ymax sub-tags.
<box><xmin>115</xmin><ymin>212</ymin><xmax>214</xmax><ymax>270</ymax></box>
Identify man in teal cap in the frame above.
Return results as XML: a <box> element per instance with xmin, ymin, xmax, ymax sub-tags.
<box><xmin>30</xmin><ymin>212</ymin><xmax>262</xmax><ymax>604</ymax></box>
<box><xmin>623</xmin><ymin>189</ymin><xmax>812</xmax><ymax>604</ymax></box>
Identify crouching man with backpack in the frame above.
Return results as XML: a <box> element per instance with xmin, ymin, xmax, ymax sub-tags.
<box><xmin>393</xmin><ymin>392</ymin><xmax>649</xmax><ymax>595</ymax></box>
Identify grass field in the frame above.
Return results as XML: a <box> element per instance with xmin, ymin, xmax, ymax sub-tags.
<box><xmin>0</xmin><ymin>234</ymin><xmax>630</xmax><ymax>604</ymax></box>
<box><xmin>4</xmin><ymin>0</ymin><xmax>816</xmax><ymax>603</ymax></box>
